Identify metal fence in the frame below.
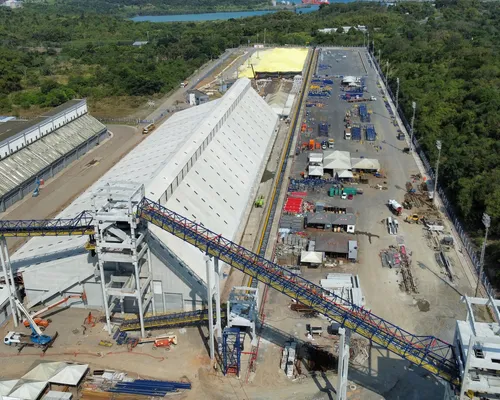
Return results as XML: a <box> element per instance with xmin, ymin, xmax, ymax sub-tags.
<box><xmin>367</xmin><ymin>49</ymin><xmax>494</xmax><ymax>296</ymax></box>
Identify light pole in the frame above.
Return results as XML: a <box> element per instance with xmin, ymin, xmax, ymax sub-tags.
<box><xmin>395</xmin><ymin>77</ymin><xmax>400</xmax><ymax>111</ymax></box>
<box><xmin>433</xmin><ymin>140</ymin><xmax>442</xmax><ymax>206</ymax></box>
<box><xmin>475</xmin><ymin>213</ymin><xmax>491</xmax><ymax>297</ymax></box>
<box><xmin>385</xmin><ymin>61</ymin><xmax>389</xmax><ymax>82</ymax></box>
<box><xmin>409</xmin><ymin>101</ymin><xmax>416</xmax><ymax>151</ymax></box>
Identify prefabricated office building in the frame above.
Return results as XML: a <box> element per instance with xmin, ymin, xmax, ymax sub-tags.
<box><xmin>10</xmin><ymin>78</ymin><xmax>279</xmax><ymax>314</ymax></box>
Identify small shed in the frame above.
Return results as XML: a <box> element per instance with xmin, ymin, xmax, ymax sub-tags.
<box><xmin>300</xmin><ymin>251</ymin><xmax>324</xmax><ymax>266</ymax></box>
<box><xmin>309</xmin><ymin>153</ymin><xmax>323</xmax><ymax>163</ymax></box>
<box><xmin>187</xmin><ymin>89</ymin><xmax>209</xmax><ymax>106</ymax></box>
<box><xmin>348</xmin><ymin>240</ymin><xmax>358</xmax><ymax>261</ymax></box>
<box><xmin>315</xmin><ymin>234</ymin><xmax>353</xmax><ymax>259</ymax></box>
<box><xmin>305</xmin><ymin>212</ymin><xmax>356</xmax><ymax>233</ymax></box>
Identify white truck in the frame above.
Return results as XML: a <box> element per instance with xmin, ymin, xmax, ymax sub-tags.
<box><xmin>4</xmin><ymin>331</ymin><xmax>29</xmax><ymax>346</ymax></box>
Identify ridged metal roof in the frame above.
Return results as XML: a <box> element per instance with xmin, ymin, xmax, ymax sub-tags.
<box><xmin>0</xmin><ymin>114</ymin><xmax>105</xmax><ymax>197</ymax></box>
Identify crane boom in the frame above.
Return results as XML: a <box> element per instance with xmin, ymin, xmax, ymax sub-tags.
<box><xmin>14</xmin><ymin>299</ymin><xmax>44</xmax><ymax>337</ymax></box>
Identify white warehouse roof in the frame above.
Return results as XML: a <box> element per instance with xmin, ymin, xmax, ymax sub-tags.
<box><xmin>13</xmin><ymin>78</ymin><xmax>279</xmax><ymax>301</ymax></box>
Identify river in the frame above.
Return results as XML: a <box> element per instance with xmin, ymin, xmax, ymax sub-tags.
<box><xmin>131</xmin><ymin>0</ymin><xmax>356</xmax><ymax>23</ymax></box>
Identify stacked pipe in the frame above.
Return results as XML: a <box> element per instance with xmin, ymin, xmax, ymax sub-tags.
<box><xmin>107</xmin><ymin>379</ymin><xmax>191</xmax><ymax>396</ymax></box>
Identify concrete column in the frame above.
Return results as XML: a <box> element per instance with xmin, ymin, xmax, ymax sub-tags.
<box><xmin>337</xmin><ymin>328</ymin><xmax>350</xmax><ymax>400</ymax></box>
<box><xmin>205</xmin><ymin>256</ymin><xmax>215</xmax><ymax>362</ymax></box>
<box><xmin>148</xmin><ymin>248</ymin><xmax>156</xmax><ymax>316</ymax></box>
<box><xmin>214</xmin><ymin>258</ymin><xmax>222</xmax><ymax>340</ymax></box>
<box><xmin>0</xmin><ymin>239</ymin><xmax>18</xmax><ymax>327</ymax></box>
<box><xmin>96</xmin><ymin>227</ymin><xmax>112</xmax><ymax>335</ymax></box>
<box><xmin>133</xmin><ymin>259</ymin><xmax>146</xmax><ymax>338</ymax></box>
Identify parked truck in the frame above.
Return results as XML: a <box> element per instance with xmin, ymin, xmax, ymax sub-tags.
<box><xmin>351</xmin><ymin>124</ymin><xmax>362</xmax><ymax>141</ymax></box>
<box><xmin>388</xmin><ymin>199</ymin><xmax>403</xmax><ymax>216</ymax></box>
<box><xmin>342</xmin><ymin>187</ymin><xmax>357</xmax><ymax>196</ymax></box>
<box><xmin>365</xmin><ymin>125</ymin><xmax>376</xmax><ymax>141</ymax></box>
<box><xmin>318</xmin><ymin>122</ymin><xmax>329</xmax><ymax>136</ymax></box>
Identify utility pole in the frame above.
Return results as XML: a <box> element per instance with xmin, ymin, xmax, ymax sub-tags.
<box><xmin>367</xmin><ymin>31</ymin><xmax>370</xmax><ymax>51</ymax></box>
<box><xmin>409</xmin><ymin>101</ymin><xmax>416</xmax><ymax>152</ymax></box>
<box><xmin>264</xmin><ymin>28</ymin><xmax>266</xmax><ymax>47</ymax></box>
<box><xmin>395</xmin><ymin>77</ymin><xmax>400</xmax><ymax>111</ymax></box>
<box><xmin>475</xmin><ymin>213</ymin><xmax>491</xmax><ymax>297</ymax></box>
<box><xmin>385</xmin><ymin>60</ymin><xmax>389</xmax><ymax>82</ymax></box>
<box><xmin>433</xmin><ymin>140</ymin><xmax>442</xmax><ymax>206</ymax></box>
<box><xmin>378</xmin><ymin>49</ymin><xmax>381</xmax><ymax>62</ymax></box>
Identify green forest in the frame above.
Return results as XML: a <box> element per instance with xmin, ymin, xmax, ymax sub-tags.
<box><xmin>26</xmin><ymin>0</ymin><xmax>271</xmax><ymax>16</ymax></box>
<box><xmin>0</xmin><ymin>1</ymin><xmax>499</xmax><ymax>272</ymax></box>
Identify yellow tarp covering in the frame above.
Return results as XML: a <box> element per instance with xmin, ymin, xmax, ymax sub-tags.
<box><xmin>238</xmin><ymin>48</ymin><xmax>308</xmax><ymax>78</ymax></box>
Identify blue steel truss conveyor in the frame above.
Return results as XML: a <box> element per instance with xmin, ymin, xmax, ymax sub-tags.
<box><xmin>0</xmin><ymin>198</ymin><xmax>459</xmax><ymax>385</ymax></box>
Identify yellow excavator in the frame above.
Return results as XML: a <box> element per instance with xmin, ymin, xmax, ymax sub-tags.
<box><xmin>405</xmin><ymin>214</ymin><xmax>421</xmax><ymax>224</ymax></box>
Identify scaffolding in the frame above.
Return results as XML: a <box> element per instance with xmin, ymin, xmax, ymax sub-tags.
<box><xmin>91</xmin><ymin>182</ymin><xmax>155</xmax><ymax>337</ymax></box>
<box><xmin>222</xmin><ymin>327</ymin><xmax>242</xmax><ymax>376</ymax></box>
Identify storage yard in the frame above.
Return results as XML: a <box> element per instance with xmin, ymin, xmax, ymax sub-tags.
<box><xmin>0</xmin><ymin>47</ymin><xmax>497</xmax><ymax>400</ymax></box>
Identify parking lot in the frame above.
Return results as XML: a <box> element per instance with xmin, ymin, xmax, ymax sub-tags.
<box><xmin>257</xmin><ymin>48</ymin><xmax>476</xmax><ymax>399</ymax></box>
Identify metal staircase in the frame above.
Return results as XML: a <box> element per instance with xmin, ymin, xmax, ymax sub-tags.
<box><xmin>0</xmin><ymin>197</ymin><xmax>460</xmax><ymax>385</ymax></box>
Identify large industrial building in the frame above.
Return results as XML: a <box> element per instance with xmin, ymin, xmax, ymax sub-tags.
<box><xmin>0</xmin><ymin>100</ymin><xmax>107</xmax><ymax>211</ymax></box>
<box><xmin>11</xmin><ymin>78</ymin><xmax>279</xmax><ymax>315</ymax></box>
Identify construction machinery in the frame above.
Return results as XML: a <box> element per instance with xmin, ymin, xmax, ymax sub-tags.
<box><xmin>23</xmin><ymin>292</ymin><xmax>86</xmax><ymax>328</ymax></box>
<box><xmin>405</xmin><ymin>214</ymin><xmax>421</xmax><ymax>224</ymax></box>
<box><xmin>142</xmin><ymin>123</ymin><xmax>155</xmax><ymax>135</ymax></box>
<box><xmin>5</xmin><ymin>299</ymin><xmax>57</xmax><ymax>351</ymax></box>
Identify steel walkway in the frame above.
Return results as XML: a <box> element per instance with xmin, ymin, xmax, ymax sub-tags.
<box><xmin>0</xmin><ymin>198</ymin><xmax>460</xmax><ymax>384</ymax></box>
<box><xmin>120</xmin><ymin>308</ymin><xmax>227</xmax><ymax>332</ymax></box>
<box><xmin>0</xmin><ymin>211</ymin><xmax>94</xmax><ymax>237</ymax></box>
<box><xmin>138</xmin><ymin>198</ymin><xmax>459</xmax><ymax>384</ymax></box>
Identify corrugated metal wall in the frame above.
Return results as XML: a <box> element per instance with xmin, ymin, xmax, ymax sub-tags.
<box><xmin>0</xmin><ymin>115</ymin><xmax>107</xmax><ymax>212</ymax></box>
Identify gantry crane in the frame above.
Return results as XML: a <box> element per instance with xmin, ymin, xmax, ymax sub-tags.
<box><xmin>0</xmin><ymin>197</ymin><xmax>460</xmax><ymax>385</ymax></box>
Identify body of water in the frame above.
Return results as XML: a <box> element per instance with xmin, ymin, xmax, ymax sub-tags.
<box><xmin>131</xmin><ymin>0</ymin><xmax>355</xmax><ymax>23</ymax></box>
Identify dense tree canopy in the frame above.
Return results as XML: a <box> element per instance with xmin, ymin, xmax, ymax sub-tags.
<box><xmin>26</xmin><ymin>0</ymin><xmax>270</xmax><ymax>16</ymax></box>
<box><xmin>0</xmin><ymin>1</ymin><xmax>499</xmax><ymax>252</ymax></box>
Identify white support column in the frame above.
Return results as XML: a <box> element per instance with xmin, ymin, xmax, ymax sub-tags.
<box><xmin>214</xmin><ymin>258</ymin><xmax>222</xmax><ymax>340</ymax></box>
<box><xmin>337</xmin><ymin>328</ymin><xmax>350</xmax><ymax>400</ymax></box>
<box><xmin>0</xmin><ymin>239</ymin><xmax>18</xmax><ymax>327</ymax></box>
<box><xmin>147</xmin><ymin>248</ymin><xmax>156</xmax><ymax>316</ymax></box>
<box><xmin>97</xmin><ymin>255</ymin><xmax>112</xmax><ymax>335</ymax></box>
<box><xmin>459</xmin><ymin>336</ymin><xmax>475</xmax><ymax>400</ymax></box>
<box><xmin>131</xmin><ymin>225</ymin><xmax>145</xmax><ymax>338</ymax></box>
<box><xmin>205</xmin><ymin>256</ymin><xmax>215</xmax><ymax>362</ymax></box>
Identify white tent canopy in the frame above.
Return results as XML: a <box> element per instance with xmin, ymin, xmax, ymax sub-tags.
<box><xmin>23</xmin><ymin>362</ymin><xmax>66</xmax><ymax>382</ymax></box>
<box><xmin>301</xmin><ymin>251</ymin><xmax>324</xmax><ymax>264</ymax></box>
<box><xmin>336</xmin><ymin>169</ymin><xmax>354</xmax><ymax>179</ymax></box>
<box><xmin>351</xmin><ymin>158</ymin><xmax>380</xmax><ymax>171</ymax></box>
<box><xmin>323</xmin><ymin>150</ymin><xmax>351</xmax><ymax>170</ymax></box>
<box><xmin>49</xmin><ymin>364</ymin><xmax>89</xmax><ymax>386</ymax></box>
<box><xmin>342</xmin><ymin>76</ymin><xmax>358</xmax><ymax>84</ymax></box>
<box><xmin>0</xmin><ymin>380</ymin><xmax>19</xmax><ymax>396</ymax></box>
<box><xmin>8</xmin><ymin>380</ymin><xmax>47</xmax><ymax>400</ymax></box>
<box><xmin>308</xmin><ymin>165</ymin><xmax>323</xmax><ymax>177</ymax></box>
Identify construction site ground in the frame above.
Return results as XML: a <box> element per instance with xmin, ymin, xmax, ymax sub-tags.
<box><xmin>235</xmin><ymin>48</ymin><xmax>477</xmax><ymax>399</ymax></box>
<box><xmin>0</xmin><ymin>48</ymin><xmax>483</xmax><ymax>400</ymax></box>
